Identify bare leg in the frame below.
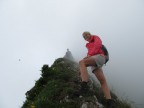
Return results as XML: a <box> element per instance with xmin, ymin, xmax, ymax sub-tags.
<box><xmin>94</xmin><ymin>68</ymin><xmax>111</xmax><ymax>99</ymax></box>
<box><xmin>79</xmin><ymin>57</ymin><xmax>97</xmax><ymax>82</ymax></box>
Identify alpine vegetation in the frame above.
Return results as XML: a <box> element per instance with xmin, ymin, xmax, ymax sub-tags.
<box><xmin>21</xmin><ymin>52</ymin><xmax>132</xmax><ymax>108</ymax></box>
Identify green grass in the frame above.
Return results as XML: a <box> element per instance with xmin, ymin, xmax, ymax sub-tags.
<box><xmin>21</xmin><ymin>58</ymin><xmax>132</xmax><ymax>108</ymax></box>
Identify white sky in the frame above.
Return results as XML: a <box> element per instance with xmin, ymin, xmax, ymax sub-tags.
<box><xmin>0</xmin><ymin>0</ymin><xmax>144</xmax><ymax>108</ymax></box>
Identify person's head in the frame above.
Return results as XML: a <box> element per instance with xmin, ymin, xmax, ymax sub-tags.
<box><xmin>82</xmin><ymin>31</ymin><xmax>91</xmax><ymax>41</ymax></box>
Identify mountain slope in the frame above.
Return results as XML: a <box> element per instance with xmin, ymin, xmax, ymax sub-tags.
<box><xmin>21</xmin><ymin>58</ymin><xmax>132</xmax><ymax>108</ymax></box>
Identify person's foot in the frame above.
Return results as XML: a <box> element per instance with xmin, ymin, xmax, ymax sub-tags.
<box><xmin>73</xmin><ymin>81</ymin><xmax>89</xmax><ymax>97</ymax></box>
<box><xmin>106</xmin><ymin>99</ymin><xmax>116</xmax><ymax>108</ymax></box>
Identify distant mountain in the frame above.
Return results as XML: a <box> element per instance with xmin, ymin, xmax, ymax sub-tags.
<box><xmin>21</xmin><ymin>54</ymin><xmax>132</xmax><ymax>108</ymax></box>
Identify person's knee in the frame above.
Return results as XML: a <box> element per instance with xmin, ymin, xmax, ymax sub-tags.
<box><xmin>79</xmin><ymin>59</ymin><xmax>85</xmax><ymax>65</ymax></box>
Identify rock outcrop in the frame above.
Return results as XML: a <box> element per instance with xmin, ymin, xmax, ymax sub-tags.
<box><xmin>63</xmin><ymin>49</ymin><xmax>74</xmax><ymax>61</ymax></box>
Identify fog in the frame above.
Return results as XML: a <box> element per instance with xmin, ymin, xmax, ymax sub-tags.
<box><xmin>0</xmin><ymin>0</ymin><xmax>144</xmax><ymax>108</ymax></box>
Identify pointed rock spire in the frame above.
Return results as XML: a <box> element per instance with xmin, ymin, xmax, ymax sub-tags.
<box><xmin>63</xmin><ymin>49</ymin><xmax>74</xmax><ymax>61</ymax></box>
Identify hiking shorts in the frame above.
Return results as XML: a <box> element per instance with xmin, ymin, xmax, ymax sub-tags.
<box><xmin>90</xmin><ymin>54</ymin><xmax>105</xmax><ymax>73</ymax></box>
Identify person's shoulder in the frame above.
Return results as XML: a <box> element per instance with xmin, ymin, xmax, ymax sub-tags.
<box><xmin>92</xmin><ymin>35</ymin><xmax>99</xmax><ymax>37</ymax></box>
<box><xmin>92</xmin><ymin>35</ymin><xmax>100</xmax><ymax>39</ymax></box>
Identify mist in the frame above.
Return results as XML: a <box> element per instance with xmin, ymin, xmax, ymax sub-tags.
<box><xmin>0</xmin><ymin>0</ymin><xmax>144</xmax><ymax>108</ymax></box>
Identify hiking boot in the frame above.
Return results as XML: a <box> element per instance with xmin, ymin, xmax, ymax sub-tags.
<box><xmin>106</xmin><ymin>99</ymin><xmax>116</xmax><ymax>108</ymax></box>
<box><xmin>73</xmin><ymin>81</ymin><xmax>89</xmax><ymax>97</ymax></box>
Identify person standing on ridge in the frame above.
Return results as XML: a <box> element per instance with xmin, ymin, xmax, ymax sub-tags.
<box><xmin>77</xmin><ymin>31</ymin><xmax>116</xmax><ymax>108</ymax></box>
